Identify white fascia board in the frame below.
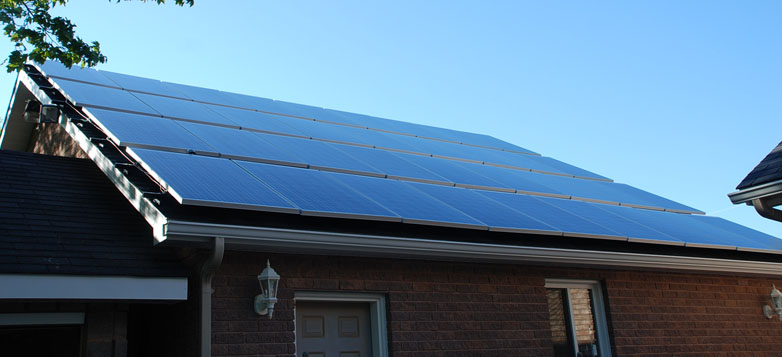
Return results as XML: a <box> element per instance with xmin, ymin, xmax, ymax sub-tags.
<box><xmin>0</xmin><ymin>274</ymin><xmax>187</xmax><ymax>300</ymax></box>
<box><xmin>729</xmin><ymin>179</ymin><xmax>782</xmax><ymax>204</ymax></box>
<box><xmin>164</xmin><ymin>220</ymin><xmax>782</xmax><ymax>276</ymax></box>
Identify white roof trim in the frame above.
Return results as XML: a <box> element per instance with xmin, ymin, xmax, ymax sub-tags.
<box><xmin>164</xmin><ymin>220</ymin><xmax>782</xmax><ymax>276</ymax></box>
<box><xmin>0</xmin><ymin>274</ymin><xmax>187</xmax><ymax>300</ymax></box>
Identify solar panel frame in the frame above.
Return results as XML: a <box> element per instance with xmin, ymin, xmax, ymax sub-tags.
<box><xmin>407</xmin><ymin>182</ymin><xmax>561</xmax><ymax>235</ymax></box>
<box><xmin>131</xmin><ymin>92</ymin><xmax>240</xmax><ymax>128</ymax></box>
<box><xmin>392</xmin><ymin>152</ymin><xmax>515</xmax><ymax>192</ymax></box>
<box><xmin>205</xmin><ymin>105</ymin><xmax>306</xmax><ymax>137</ymax></box>
<box><xmin>51</xmin><ymin>79</ymin><xmax>160</xmax><ymax>115</ymax></box>
<box><xmin>176</xmin><ymin>122</ymin><xmax>307</xmax><ymax>167</ymax></box>
<box><xmin>98</xmin><ymin>71</ymin><xmax>190</xmax><ymax>98</ymax></box>
<box><xmin>254</xmin><ymin>133</ymin><xmax>385</xmax><ymax>176</ymax></box>
<box><xmin>326</xmin><ymin>173</ymin><xmax>488</xmax><ymax>230</ymax></box>
<box><xmin>236</xmin><ymin>161</ymin><xmax>402</xmax><ymax>221</ymax></box>
<box><xmin>330</xmin><ymin>143</ymin><xmax>452</xmax><ymax>184</ymax></box>
<box><xmin>84</xmin><ymin>108</ymin><xmax>216</xmax><ymax>154</ymax></box>
<box><xmin>477</xmin><ymin>190</ymin><xmax>626</xmax><ymax>240</ymax></box>
<box><xmin>590</xmin><ymin>204</ymin><xmax>740</xmax><ymax>249</ymax></box>
<box><xmin>126</xmin><ymin>148</ymin><xmax>300</xmax><ymax>214</ymax></box>
<box><xmin>38</xmin><ymin>61</ymin><xmax>119</xmax><ymax>87</ymax></box>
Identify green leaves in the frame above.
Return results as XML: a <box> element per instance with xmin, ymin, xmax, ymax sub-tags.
<box><xmin>0</xmin><ymin>0</ymin><xmax>194</xmax><ymax>72</ymax></box>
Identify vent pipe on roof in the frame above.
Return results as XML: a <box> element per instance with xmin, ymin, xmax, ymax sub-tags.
<box><xmin>753</xmin><ymin>197</ymin><xmax>782</xmax><ymax>223</ymax></box>
<box><xmin>200</xmin><ymin>237</ymin><xmax>224</xmax><ymax>357</ymax></box>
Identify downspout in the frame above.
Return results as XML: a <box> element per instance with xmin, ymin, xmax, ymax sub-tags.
<box><xmin>753</xmin><ymin>198</ymin><xmax>782</xmax><ymax>223</ymax></box>
<box><xmin>200</xmin><ymin>237</ymin><xmax>225</xmax><ymax>357</ymax></box>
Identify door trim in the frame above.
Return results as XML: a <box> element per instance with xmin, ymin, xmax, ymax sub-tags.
<box><xmin>295</xmin><ymin>292</ymin><xmax>388</xmax><ymax>357</ymax></box>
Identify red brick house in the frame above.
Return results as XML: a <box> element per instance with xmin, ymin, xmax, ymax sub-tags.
<box><xmin>3</xmin><ymin>62</ymin><xmax>782</xmax><ymax>356</ymax></box>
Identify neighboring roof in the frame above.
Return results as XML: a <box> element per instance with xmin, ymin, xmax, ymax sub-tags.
<box><xmin>729</xmin><ymin>141</ymin><xmax>782</xmax><ymax>206</ymax></box>
<box><xmin>3</xmin><ymin>61</ymin><xmax>782</xmax><ymax>260</ymax></box>
<box><xmin>0</xmin><ymin>149</ymin><xmax>187</xmax><ymax>277</ymax></box>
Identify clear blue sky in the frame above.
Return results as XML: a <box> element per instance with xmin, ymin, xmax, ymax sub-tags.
<box><xmin>2</xmin><ymin>1</ymin><xmax>781</xmax><ymax>237</ymax></box>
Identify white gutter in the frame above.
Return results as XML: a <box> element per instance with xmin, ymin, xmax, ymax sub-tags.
<box><xmin>164</xmin><ymin>220</ymin><xmax>782</xmax><ymax>276</ymax></box>
<box><xmin>728</xmin><ymin>178</ymin><xmax>782</xmax><ymax>205</ymax></box>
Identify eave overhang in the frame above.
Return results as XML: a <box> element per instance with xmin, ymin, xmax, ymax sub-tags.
<box><xmin>729</xmin><ymin>178</ymin><xmax>782</xmax><ymax>205</ymax></box>
<box><xmin>164</xmin><ymin>220</ymin><xmax>782</xmax><ymax>276</ymax></box>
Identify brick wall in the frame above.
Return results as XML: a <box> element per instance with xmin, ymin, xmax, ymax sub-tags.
<box><xmin>27</xmin><ymin>122</ymin><xmax>87</xmax><ymax>158</ymax></box>
<box><xmin>211</xmin><ymin>251</ymin><xmax>782</xmax><ymax>356</ymax></box>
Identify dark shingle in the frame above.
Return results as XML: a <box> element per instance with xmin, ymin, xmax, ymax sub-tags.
<box><xmin>0</xmin><ymin>150</ymin><xmax>186</xmax><ymax>277</ymax></box>
<box><xmin>737</xmin><ymin>141</ymin><xmax>782</xmax><ymax>190</ymax></box>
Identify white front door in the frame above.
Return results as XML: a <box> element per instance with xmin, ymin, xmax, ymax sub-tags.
<box><xmin>296</xmin><ymin>301</ymin><xmax>372</xmax><ymax>357</ymax></box>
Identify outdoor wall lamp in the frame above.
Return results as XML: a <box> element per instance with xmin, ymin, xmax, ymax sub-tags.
<box><xmin>763</xmin><ymin>284</ymin><xmax>782</xmax><ymax>320</ymax></box>
<box><xmin>254</xmin><ymin>260</ymin><xmax>280</xmax><ymax>319</ymax></box>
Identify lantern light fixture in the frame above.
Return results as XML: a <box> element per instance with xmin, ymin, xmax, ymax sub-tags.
<box><xmin>254</xmin><ymin>260</ymin><xmax>280</xmax><ymax>319</ymax></box>
<box><xmin>763</xmin><ymin>284</ymin><xmax>782</xmax><ymax>320</ymax></box>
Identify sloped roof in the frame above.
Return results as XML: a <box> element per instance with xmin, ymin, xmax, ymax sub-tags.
<box><xmin>4</xmin><ymin>61</ymin><xmax>781</xmax><ymax>257</ymax></box>
<box><xmin>0</xmin><ymin>150</ymin><xmax>186</xmax><ymax>277</ymax></box>
<box><xmin>737</xmin><ymin>141</ymin><xmax>782</xmax><ymax>190</ymax></box>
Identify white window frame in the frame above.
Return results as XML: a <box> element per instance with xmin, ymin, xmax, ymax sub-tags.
<box><xmin>294</xmin><ymin>291</ymin><xmax>388</xmax><ymax>357</ymax></box>
<box><xmin>545</xmin><ymin>279</ymin><xmax>612</xmax><ymax>357</ymax></box>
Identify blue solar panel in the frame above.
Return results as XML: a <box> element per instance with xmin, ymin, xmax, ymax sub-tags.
<box><xmin>386</xmin><ymin>134</ymin><xmax>481</xmax><ymax>160</ymax></box>
<box><xmin>692</xmin><ymin>215</ymin><xmax>782</xmax><ymax>251</ymax></box>
<box><xmin>39</xmin><ymin>61</ymin><xmax>118</xmax><ymax>87</ymax></box>
<box><xmin>447</xmin><ymin>131</ymin><xmax>536</xmax><ymax>154</ymax></box>
<box><xmin>328</xmin><ymin>173</ymin><xmax>487</xmax><ymax>229</ymax></box>
<box><xmin>591</xmin><ymin>204</ymin><xmax>741</xmax><ymax>248</ymax></box>
<box><xmin>451</xmin><ymin>163</ymin><xmax>565</xmax><ymax>196</ymax></box>
<box><xmin>541</xmin><ymin>198</ymin><xmax>681</xmax><ymax>244</ymax></box>
<box><xmin>330</xmin><ymin>144</ymin><xmax>449</xmax><ymax>183</ymax></box>
<box><xmin>318</xmin><ymin>109</ymin><xmax>369</xmax><ymax>127</ymax></box>
<box><xmin>98</xmin><ymin>71</ymin><xmax>186</xmax><ymax>97</ymax></box>
<box><xmin>236</xmin><ymin>161</ymin><xmax>400</xmax><ymax>220</ymax></box>
<box><xmin>407</xmin><ymin>182</ymin><xmax>558</xmax><ymax>233</ymax></box>
<box><xmin>52</xmin><ymin>79</ymin><xmax>159</xmax><ymax>115</ymax></box>
<box><xmin>127</xmin><ymin>148</ymin><xmax>298</xmax><ymax>213</ymax></box>
<box><xmin>393</xmin><ymin>152</ymin><xmax>512</xmax><ymax>190</ymax></box>
<box><xmin>204</xmin><ymin>106</ymin><xmax>305</xmax><ymax>137</ymax></box>
<box><xmin>215</xmin><ymin>93</ymin><xmax>303</xmax><ymax>115</ymax></box>
<box><xmin>162</xmin><ymin>82</ymin><xmax>252</xmax><ymax>109</ymax></box>
<box><xmin>609</xmin><ymin>184</ymin><xmax>700</xmax><ymax>212</ymax></box>
<box><xmin>534</xmin><ymin>157</ymin><xmax>609</xmax><ymax>180</ymax></box>
<box><xmin>230</xmin><ymin>96</ymin><xmax>325</xmax><ymax>119</ymax></box>
<box><xmin>131</xmin><ymin>92</ymin><xmax>239</xmax><ymax>127</ymax></box>
<box><xmin>86</xmin><ymin>108</ymin><xmax>214</xmax><ymax>153</ymax></box>
<box><xmin>255</xmin><ymin>133</ymin><xmax>384</xmax><ymax>175</ymax></box>
<box><xmin>363</xmin><ymin>131</ymin><xmax>425</xmax><ymax>152</ymax></box>
<box><xmin>279</xmin><ymin>118</ymin><xmax>373</xmax><ymax>144</ymax></box>
<box><xmin>177</xmin><ymin>122</ymin><xmax>305</xmax><ymax>166</ymax></box>
<box><xmin>333</xmin><ymin>112</ymin><xmax>413</xmax><ymax>133</ymax></box>
<box><xmin>477</xmin><ymin>191</ymin><xmax>623</xmax><ymax>239</ymax></box>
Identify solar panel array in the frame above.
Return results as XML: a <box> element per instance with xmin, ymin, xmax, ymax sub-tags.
<box><xmin>34</xmin><ymin>61</ymin><xmax>782</xmax><ymax>253</ymax></box>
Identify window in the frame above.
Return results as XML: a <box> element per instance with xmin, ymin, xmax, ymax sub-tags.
<box><xmin>545</xmin><ymin>279</ymin><xmax>611</xmax><ymax>357</ymax></box>
<box><xmin>0</xmin><ymin>312</ymin><xmax>85</xmax><ymax>357</ymax></box>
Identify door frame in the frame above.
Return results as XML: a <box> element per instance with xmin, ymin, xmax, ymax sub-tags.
<box><xmin>295</xmin><ymin>291</ymin><xmax>388</xmax><ymax>357</ymax></box>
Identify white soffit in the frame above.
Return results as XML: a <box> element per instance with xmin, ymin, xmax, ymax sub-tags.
<box><xmin>0</xmin><ymin>274</ymin><xmax>187</xmax><ymax>300</ymax></box>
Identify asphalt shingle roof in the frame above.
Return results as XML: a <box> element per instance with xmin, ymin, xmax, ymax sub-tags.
<box><xmin>0</xmin><ymin>149</ymin><xmax>186</xmax><ymax>276</ymax></box>
<box><xmin>737</xmin><ymin>141</ymin><xmax>782</xmax><ymax>190</ymax></box>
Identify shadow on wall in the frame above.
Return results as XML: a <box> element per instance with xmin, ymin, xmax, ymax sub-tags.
<box><xmin>27</xmin><ymin>123</ymin><xmax>87</xmax><ymax>158</ymax></box>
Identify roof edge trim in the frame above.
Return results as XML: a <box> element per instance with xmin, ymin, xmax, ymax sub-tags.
<box><xmin>729</xmin><ymin>178</ymin><xmax>782</xmax><ymax>204</ymax></box>
<box><xmin>163</xmin><ymin>220</ymin><xmax>782</xmax><ymax>276</ymax></box>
